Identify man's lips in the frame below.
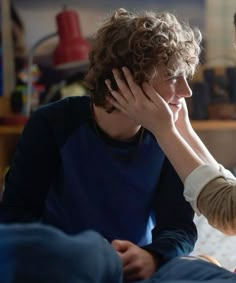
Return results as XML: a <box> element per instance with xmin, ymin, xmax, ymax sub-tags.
<box><xmin>169</xmin><ymin>103</ymin><xmax>182</xmax><ymax>110</ymax></box>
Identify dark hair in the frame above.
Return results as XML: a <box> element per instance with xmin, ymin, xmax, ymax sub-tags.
<box><xmin>84</xmin><ymin>8</ymin><xmax>201</xmax><ymax>108</ymax></box>
<box><xmin>234</xmin><ymin>13</ymin><xmax>236</xmax><ymax>27</ymax></box>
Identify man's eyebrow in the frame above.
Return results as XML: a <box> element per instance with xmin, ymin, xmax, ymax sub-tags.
<box><xmin>166</xmin><ymin>73</ymin><xmax>184</xmax><ymax>79</ymax></box>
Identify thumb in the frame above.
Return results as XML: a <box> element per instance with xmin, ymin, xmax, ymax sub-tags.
<box><xmin>111</xmin><ymin>240</ymin><xmax>130</xmax><ymax>253</ymax></box>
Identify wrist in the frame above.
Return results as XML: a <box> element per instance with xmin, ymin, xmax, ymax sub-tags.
<box><xmin>177</xmin><ymin>125</ymin><xmax>195</xmax><ymax>144</ymax></box>
<box><xmin>146</xmin><ymin>250</ymin><xmax>161</xmax><ymax>271</ymax></box>
<box><xmin>175</xmin><ymin>118</ymin><xmax>193</xmax><ymax>133</ymax></box>
<box><xmin>153</xmin><ymin>125</ymin><xmax>178</xmax><ymax>144</ymax></box>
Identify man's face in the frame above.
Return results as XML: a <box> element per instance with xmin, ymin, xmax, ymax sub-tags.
<box><xmin>150</xmin><ymin>66</ymin><xmax>192</xmax><ymax>121</ymax></box>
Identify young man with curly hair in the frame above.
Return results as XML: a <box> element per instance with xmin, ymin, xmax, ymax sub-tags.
<box><xmin>1</xmin><ymin>8</ymin><xmax>201</xmax><ymax>282</ymax></box>
<box><xmin>107</xmin><ymin>12</ymin><xmax>236</xmax><ymax>236</ymax></box>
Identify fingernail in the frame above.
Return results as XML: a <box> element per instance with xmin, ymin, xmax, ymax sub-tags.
<box><xmin>112</xmin><ymin>69</ymin><xmax>119</xmax><ymax>75</ymax></box>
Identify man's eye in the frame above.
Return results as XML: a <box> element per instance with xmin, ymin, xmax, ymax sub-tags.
<box><xmin>168</xmin><ymin>77</ymin><xmax>177</xmax><ymax>83</ymax></box>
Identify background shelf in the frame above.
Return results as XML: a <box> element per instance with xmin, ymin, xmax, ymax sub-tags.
<box><xmin>191</xmin><ymin>120</ymin><xmax>236</xmax><ymax>130</ymax></box>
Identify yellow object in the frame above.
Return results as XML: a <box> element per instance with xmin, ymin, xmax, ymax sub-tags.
<box><xmin>61</xmin><ymin>83</ymin><xmax>87</xmax><ymax>98</ymax></box>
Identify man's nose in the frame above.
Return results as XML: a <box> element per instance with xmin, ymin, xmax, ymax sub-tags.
<box><xmin>177</xmin><ymin>78</ymin><xmax>192</xmax><ymax>98</ymax></box>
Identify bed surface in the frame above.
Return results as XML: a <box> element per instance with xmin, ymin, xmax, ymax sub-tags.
<box><xmin>191</xmin><ymin>215</ymin><xmax>236</xmax><ymax>271</ymax></box>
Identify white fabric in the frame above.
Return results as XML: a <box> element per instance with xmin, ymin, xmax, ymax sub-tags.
<box><xmin>218</xmin><ymin>164</ymin><xmax>236</xmax><ymax>181</ymax></box>
<box><xmin>192</xmin><ymin>214</ymin><xmax>236</xmax><ymax>271</ymax></box>
<box><xmin>184</xmin><ymin>165</ymin><xmax>224</xmax><ymax>215</ymax></box>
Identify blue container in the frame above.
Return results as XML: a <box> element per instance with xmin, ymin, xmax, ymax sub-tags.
<box><xmin>226</xmin><ymin>67</ymin><xmax>236</xmax><ymax>103</ymax></box>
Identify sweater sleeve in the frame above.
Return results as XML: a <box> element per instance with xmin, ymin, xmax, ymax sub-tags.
<box><xmin>184</xmin><ymin>164</ymin><xmax>236</xmax><ymax>234</ymax></box>
<box><xmin>143</xmin><ymin>158</ymin><xmax>197</xmax><ymax>265</ymax></box>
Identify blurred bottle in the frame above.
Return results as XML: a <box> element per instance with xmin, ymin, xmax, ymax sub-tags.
<box><xmin>10</xmin><ymin>85</ymin><xmax>26</xmax><ymax>114</ymax></box>
<box><xmin>226</xmin><ymin>67</ymin><xmax>236</xmax><ymax>103</ymax></box>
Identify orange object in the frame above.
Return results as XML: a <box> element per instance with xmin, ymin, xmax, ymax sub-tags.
<box><xmin>53</xmin><ymin>9</ymin><xmax>90</xmax><ymax>68</ymax></box>
<box><xmin>2</xmin><ymin>115</ymin><xmax>28</xmax><ymax>126</ymax></box>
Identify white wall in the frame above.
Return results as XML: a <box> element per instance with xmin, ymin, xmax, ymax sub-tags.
<box><xmin>13</xmin><ymin>0</ymin><xmax>205</xmax><ymax>52</ymax></box>
<box><xmin>205</xmin><ymin>0</ymin><xmax>236</xmax><ymax>67</ymax></box>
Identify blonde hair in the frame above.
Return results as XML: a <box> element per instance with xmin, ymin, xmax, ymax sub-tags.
<box><xmin>84</xmin><ymin>8</ymin><xmax>202</xmax><ymax>106</ymax></box>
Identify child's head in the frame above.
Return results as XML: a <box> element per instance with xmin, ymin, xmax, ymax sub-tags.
<box><xmin>84</xmin><ymin>8</ymin><xmax>202</xmax><ymax>108</ymax></box>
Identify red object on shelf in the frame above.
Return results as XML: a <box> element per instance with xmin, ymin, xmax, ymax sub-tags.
<box><xmin>53</xmin><ymin>9</ymin><xmax>90</xmax><ymax>68</ymax></box>
<box><xmin>1</xmin><ymin>115</ymin><xmax>28</xmax><ymax>126</ymax></box>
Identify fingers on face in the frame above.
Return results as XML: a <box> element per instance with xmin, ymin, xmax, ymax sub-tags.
<box><xmin>112</xmin><ymin>68</ymin><xmax>134</xmax><ymax>102</ymax></box>
<box><xmin>107</xmin><ymin>67</ymin><xmax>144</xmax><ymax>101</ymax></box>
<box><xmin>106</xmin><ymin>67</ymin><xmax>160</xmax><ymax>111</ymax></box>
<box><xmin>142</xmin><ymin>83</ymin><xmax>157</xmax><ymax>102</ymax></box>
<box><xmin>105</xmin><ymin>80</ymin><xmax>127</xmax><ymax>112</ymax></box>
<box><xmin>142</xmin><ymin>82</ymin><xmax>165</xmax><ymax>106</ymax></box>
<box><xmin>122</xmin><ymin>67</ymin><xmax>143</xmax><ymax>100</ymax></box>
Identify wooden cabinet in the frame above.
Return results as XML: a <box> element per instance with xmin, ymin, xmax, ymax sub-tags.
<box><xmin>0</xmin><ymin>126</ymin><xmax>22</xmax><ymax>190</ymax></box>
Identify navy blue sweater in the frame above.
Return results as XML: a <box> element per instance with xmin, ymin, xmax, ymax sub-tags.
<box><xmin>0</xmin><ymin>96</ymin><xmax>197</xmax><ymax>263</ymax></box>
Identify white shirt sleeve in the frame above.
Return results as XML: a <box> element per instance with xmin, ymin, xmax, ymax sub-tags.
<box><xmin>183</xmin><ymin>164</ymin><xmax>228</xmax><ymax>215</ymax></box>
<box><xmin>218</xmin><ymin>164</ymin><xmax>236</xmax><ymax>181</ymax></box>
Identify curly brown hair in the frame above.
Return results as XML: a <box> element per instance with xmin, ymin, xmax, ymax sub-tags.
<box><xmin>84</xmin><ymin>8</ymin><xmax>202</xmax><ymax>107</ymax></box>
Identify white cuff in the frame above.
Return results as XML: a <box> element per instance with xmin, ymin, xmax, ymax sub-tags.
<box><xmin>218</xmin><ymin>164</ymin><xmax>235</xmax><ymax>181</ymax></box>
<box><xmin>184</xmin><ymin>164</ymin><xmax>224</xmax><ymax>215</ymax></box>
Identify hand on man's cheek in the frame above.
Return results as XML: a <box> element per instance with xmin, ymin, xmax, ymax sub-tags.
<box><xmin>111</xmin><ymin>239</ymin><xmax>158</xmax><ymax>282</ymax></box>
